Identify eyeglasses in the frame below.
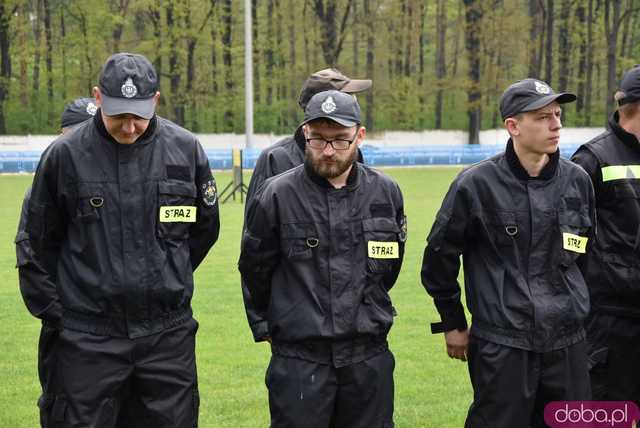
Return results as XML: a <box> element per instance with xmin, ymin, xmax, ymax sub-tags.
<box><xmin>305</xmin><ymin>127</ymin><xmax>359</xmax><ymax>150</ymax></box>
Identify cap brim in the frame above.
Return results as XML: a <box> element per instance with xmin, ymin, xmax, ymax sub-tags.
<box><xmin>100</xmin><ymin>94</ymin><xmax>156</xmax><ymax>119</ymax></box>
<box><xmin>522</xmin><ymin>92</ymin><xmax>577</xmax><ymax>112</ymax></box>
<box><xmin>301</xmin><ymin>114</ymin><xmax>358</xmax><ymax>128</ymax></box>
<box><xmin>340</xmin><ymin>79</ymin><xmax>372</xmax><ymax>93</ymax></box>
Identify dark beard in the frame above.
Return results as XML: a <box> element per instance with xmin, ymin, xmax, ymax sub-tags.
<box><xmin>305</xmin><ymin>146</ymin><xmax>358</xmax><ymax>179</ymax></box>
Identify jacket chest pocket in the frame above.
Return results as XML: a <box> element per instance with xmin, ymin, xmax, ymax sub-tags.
<box><xmin>157</xmin><ymin>180</ymin><xmax>197</xmax><ymax>240</ymax></box>
<box><xmin>75</xmin><ymin>183</ymin><xmax>104</xmax><ymax>224</ymax></box>
<box><xmin>486</xmin><ymin>211</ymin><xmax>518</xmax><ymax>248</ymax></box>
<box><xmin>558</xmin><ymin>209</ymin><xmax>591</xmax><ymax>266</ymax></box>
<box><xmin>280</xmin><ymin>223</ymin><xmax>318</xmax><ymax>260</ymax></box>
<box><xmin>362</xmin><ymin>217</ymin><xmax>400</xmax><ymax>273</ymax></box>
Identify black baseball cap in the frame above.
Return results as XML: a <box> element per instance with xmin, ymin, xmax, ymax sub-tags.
<box><xmin>500</xmin><ymin>78</ymin><xmax>576</xmax><ymax>120</ymax></box>
<box><xmin>301</xmin><ymin>90</ymin><xmax>362</xmax><ymax>128</ymax></box>
<box><xmin>60</xmin><ymin>97</ymin><xmax>98</xmax><ymax>129</ymax></box>
<box><xmin>98</xmin><ymin>53</ymin><xmax>159</xmax><ymax>119</ymax></box>
<box><xmin>298</xmin><ymin>68</ymin><xmax>372</xmax><ymax>110</ymax></box>
<box><xmin>618</xmin><ymin>65</ymin><xmax>640</xmax><ymax>106</ymax></box>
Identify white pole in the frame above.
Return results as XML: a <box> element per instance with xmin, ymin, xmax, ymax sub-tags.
<box><xmin>244</xmin><ymin>0</ymin><xmax>254</xmax><ymax>149</ymax></box>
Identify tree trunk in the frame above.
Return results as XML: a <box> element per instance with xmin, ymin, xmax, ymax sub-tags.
<box><xmin>288</xmin><ymin>0</ymin><xmax>297</xmax><ymax>124</ymax></box>
<box><xmin>575</xmin><ymin>3</ymin><xmax>586</xmax><ymax>116</ymax></box>
<box><xmin>352</xmin><ymin>0</ymin><xmax>359</xmax><ymax>74</ymax></box>
<box><xmin>43</xmin><ymin>0</ymin><xmax>54</xmax><ymax>125</ymax></box>
<box><xmin>60</xmin><ymin>8</ymin><xmax>67</xmax><ymax>101</ymax></box>
<box><xmin>544</xmin><ymin>0</ymin><xmax>554</xmax><ymax>84</ymax></box>
<box><xmin>585</xmin><ymin>0</ymin><xmax>594</xmax><ymax>125</ymax></box>
<box><xmin>32</xmin><ymin>0</ymin><xmax>43</xmax><ymax>96</ymax></box>
<box><xmin>604</xmin><ymin>0</ymin><xmax>621</xmax><ymax>119</ymax></box>
<box><xmin>363</xmin><ymin>0</ymin><xmax>374</xmax><ymax>131</ymax></box>
<box><xmin>111</xmin><ymin>0</ymin><xmax>130</xmax><ymax>52</ymax></box>
<box><xmin>312</xmin><ymin>0</ymin><xmax>353</xmax><ymax>66</ymax></box>
<box><xmin>252</xmin><ymin>0</ymin><xmax>260</xmax><ymax>104</ymax></box>
<box><xmin>265</xmin><ymin>0</ymin><xmax>274</xmax><ymax>105</ymax></box>
<box><xmin>435</xmin><ymin>0</ymin><xmax>446</xmax><ymax>129</ymax></box>
<box><xmin>528</xmin><ymin>0</ymin><xmax>543</xmax><ymax>78</ymax></box>
<box><xmin>222</xmin><ymin>0</ymin><xmax>233</xmax><ymax>129</ymax></box>
<box><xmin>418</xmin><ymin>0</ymin><xmax>426</xmax><ymax>128</ymax></box>
<box><xmin>557</xmin><ymin>0</ymin><xmax>571</xmax><ymax>123</ymax></box>
<box><xmin>464</xmin><ymin>0</ymin><xmax>482</xmax><ymax>145</ymax></box>
<box><xmin>0</xmin><ymin>3</ymin><xmax>11</xmax><ymax>133</ymax></box>
<box><xmin>452</xmin><ymin>0</ymin><xmax>462</xmax><ymax>77</ymax></box>
<box><xmin>166</xmin><ymin>2</ymin><xmax>184</xmax><ymax>125</ymax></box>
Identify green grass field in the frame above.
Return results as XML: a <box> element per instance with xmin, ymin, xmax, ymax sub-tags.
<box><xmin>0</xmin><ymin>167</ymin><xmax>472</xmax><ymax>427</ymax></box>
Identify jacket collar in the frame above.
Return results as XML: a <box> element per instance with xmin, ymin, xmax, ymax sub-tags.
<box><xmin>94</xmin><ymin>108</ymin><xmax>158</xmax><ymax>147</ymax></box>
<box><xmin>609</xmin><ymin>111</ymin><xmax>640</xmax><ymax>149</ymax></box>
<box><xmin>505</xmin><ymin>138</ymin><xmax>559</xmax><ymax>181</ymax></box>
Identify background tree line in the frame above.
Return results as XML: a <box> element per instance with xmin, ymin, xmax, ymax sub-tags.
<box><xmin>0</xmin><ymin>0</ymin><xmax>638</xmax><ymax>141</ymax></box>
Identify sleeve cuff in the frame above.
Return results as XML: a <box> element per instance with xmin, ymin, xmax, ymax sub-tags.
<box><xmin>251</xmin><ymin>320</ymin><xmax>269</xmax><ymax>342</ymax></box>
<box><xmin>433</xmin><ymin>299</ymin><xmax>468</xmax><ymax>333</ymax></box>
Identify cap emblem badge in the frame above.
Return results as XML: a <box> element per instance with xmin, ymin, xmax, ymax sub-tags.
<box><xmin>321</xmin><ymin>96</ymin><xmax>337</xmax><ymax>114</ymax></box>
<box><xmin>534</xmin><ymin>81</ymin><xmax>551</xmax><ymax>94</ymax></box>
<box><xmin>86</xmin><ymin>102</ymin><xmax>98</xmax><ymax>116</ymax></box>
<box><xmin>121</xmin><ymin>77</ymin><xmax>138</xmax><ymax>98</ymax></box>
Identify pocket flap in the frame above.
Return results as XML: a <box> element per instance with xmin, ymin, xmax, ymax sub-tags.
<box><xmin>486</xmin><ymin>210</ymin><xmax>517</xmax><ymax>226</ymax></box>
<box><xmin>281</xmin><ymin>223</ymin><xmax>315</xmax><ymax>238</ymax></box>
<box><xmin>77</xmin><ymin>183</ymin><xmax>103</xmax><ymax>198</ymax></box>
<box><xmin>158</xmin><ymin>180</ymin><xmax>197</xmax><ymax>197</ymax></box>
<box><xmin>362</xmin><ymin>217</ymin><xmax>399</xmax><ymax>233</ymax></box>
<box><xmin>558</xmin><ymin>210</ymin><xmax>591</xmax><ymax>227</ymax></box>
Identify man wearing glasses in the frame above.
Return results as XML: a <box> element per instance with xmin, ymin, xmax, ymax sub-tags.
<box><xmin>239</xmin><ymin>90</ymin><xmax>406</xmax><ymax>428</ymax></box>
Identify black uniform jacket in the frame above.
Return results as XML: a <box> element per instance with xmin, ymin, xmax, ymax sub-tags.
<box><xmin>16</xmin><ymin>187</ymin><xmax>61</xmax><ymax>324</ymax></box>
<box><xmin>243</xmin><ymin>127</ymin><xmax>364</xmax><ymax>341</ymax></box>
<box><xmin>239</xmin><ymin>162</ymin><xmax>405</xmax><ymax>366</ymax></box>
<box><xmin>25</xmin><ymin>112</ymin><xmax>220</xmax><ymax>338</ymax></box>
<box><xmin>422</xmin><ymin>140</ymin><xmax>596</xmax><ymax>352</ymax></box>
<box><xmin>572</xmin><ymin>112</ymin><xmax>640</xmax><ymax>318</ymax></box>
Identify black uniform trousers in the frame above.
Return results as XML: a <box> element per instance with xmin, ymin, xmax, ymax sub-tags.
<box><xmin>587</xmin><ymin>312</ymin><xmax>640</xmax><ymax>406</ymax></box>
<box><xmin>44</xmin><ymin>318</ymin><xmax>199</xmax><ymax>428</ymax></box>
<box><xmin>266</xmin><ymin>348</ymin><xmax>395</xmax><ymax>428</ymax></box>
<box><xmin>465</xmin><ymin>336</ymin><xmax>590</xmax><ymax>428</ymax></box>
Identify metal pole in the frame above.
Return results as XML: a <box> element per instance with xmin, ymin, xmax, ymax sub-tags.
<box><xmin>244</xmin><ymin>0</ymin><xmax>254</xmax><ymax>149</ymax></box>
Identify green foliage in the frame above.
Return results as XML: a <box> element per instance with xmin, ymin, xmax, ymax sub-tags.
<box><xmin>0</xmin><ymin>0</ymin><xmax>638</xmax><ymax>134</ymax></box>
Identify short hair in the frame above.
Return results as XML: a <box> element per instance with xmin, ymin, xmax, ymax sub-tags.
<box><xmin>616</xmin><ymin>91</ymin><xmax>640</xmax><ymax>119</ymax></box>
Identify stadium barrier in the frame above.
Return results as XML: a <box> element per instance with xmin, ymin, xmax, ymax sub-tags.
<box><xmin>0</xmin><ymin>143</ymin><xmax>583</xmax><ymax>173</ymax></box>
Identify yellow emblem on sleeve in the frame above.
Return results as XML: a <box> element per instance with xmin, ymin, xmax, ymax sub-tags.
<box><xmin>562</xmin><ymin>232</ymin><xmax>588</xmax><ymax>253</ymax></box>
<box><xmin>367</xmin><ymin>241</ymin><xmax>399</xmax><ymax>259</ymax></box>
<box><xmin>159</xmin><ymin>206</ymin><xmax>197</xmax><ymax>223</ymax></box>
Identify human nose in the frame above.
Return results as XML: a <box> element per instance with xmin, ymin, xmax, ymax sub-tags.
<box><xmin>322</xmin><ymin>141</ymin><xmax>337</xmax><ymax>155</ymax></box>
<box><xmin>122</xmin><ymin>119</ymin><xmax>135</xmax><ymax>134</ymax></box>
<box><xmin>551</xmin><ymin>115</ymin><xmax>562</xmax><ymax>131</ymax></box>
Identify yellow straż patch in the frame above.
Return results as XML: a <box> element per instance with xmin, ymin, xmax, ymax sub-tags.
<box><xmin>368</xmin><ymin>241</ymin><xmax>399</xmax><ymax>259</ymax></box>
<box><xmin>159</xmin><ymin>206</ymin><xmax>197</xmax><ymax>223</ymax></box>
<box><xmin>562</xmin><ymin>232</ymin><xmax>588</xmax><ymax>253</ymax></box>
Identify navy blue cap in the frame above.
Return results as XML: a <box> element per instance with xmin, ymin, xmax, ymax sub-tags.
<box><xmin>98</xmin><ymin>53</ymin><xmax>158</xmax><ymax>119</ymax></box>
<box><xmin>302</xmin><ymin>90</ymin><xmax>361</xmax><ymax>127</ymax></box>
<box><xmin>500</xmin><ymin>78</ymin><xmax>576</xmax><ymax>120</ymax></box>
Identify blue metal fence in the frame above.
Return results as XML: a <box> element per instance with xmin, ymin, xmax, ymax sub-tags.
<box><xmin>0</xmin><ymin>143</ymin><xmax>583</xmax><ymax>173</ymax></box>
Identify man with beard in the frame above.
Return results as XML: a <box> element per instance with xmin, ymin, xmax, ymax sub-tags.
<box><xmin>571</xmin><ymin>65</ymin><xmax>640</xmax><ymax>404</ymax></box>
<box><xmin>243</xmin><ymin>68</ymin><xmax>371</xmax><ymax>344</ymax></box>
<box><xmin>239</xmin><ymin>90</ymin><xmax>406</xmax><ymax>428</ymax></box>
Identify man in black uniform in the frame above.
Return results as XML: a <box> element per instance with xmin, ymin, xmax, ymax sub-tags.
<box><xmin>243</xmin><ymin>68</ymin><xmax>371</xmax><ymax>343</ymax></box>
<box><xmin>16</xmin><ymin>97</ymin><xmax>97</xmax><ymax>427</ymax></box>
<box><xmin>571</xmin><ymin>65</ymin><xmax>640</xmax><ymax>405</ymax></box>
<box><xmin>24</xmin><ymin>52</ymin><xmax>220</xmax><ymax>427</ymax></box>
<box><xmin>421</xmin><ymin>79</ymin><xmax>595</xmax><ymax>427</ymax></box>
<box><xmin>239</xmin><ymin>90</ymin><xmax>405</xmax><ymax>428</ymax></box>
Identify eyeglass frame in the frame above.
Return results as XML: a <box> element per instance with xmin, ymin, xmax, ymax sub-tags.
<box><xmin>304</xmin><ymin>126</ymin><xmax>360</xmax><ymax>151</ymax></box>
